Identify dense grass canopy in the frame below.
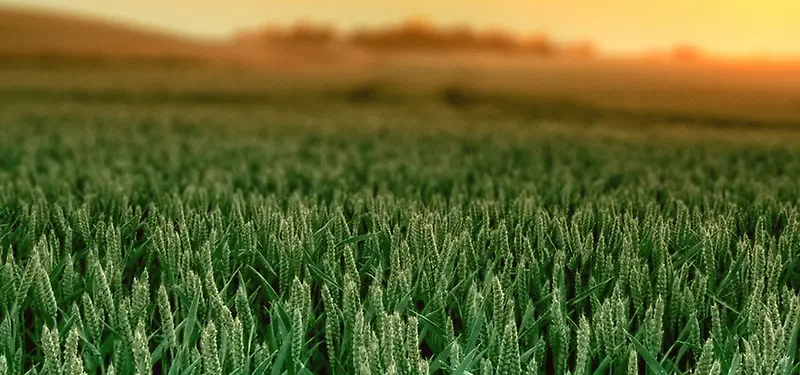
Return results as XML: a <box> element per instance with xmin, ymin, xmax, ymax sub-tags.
<box><xmin>0</xmin><ymin>109</ymin><xmax>799</xmax><ymax>375</ymax></box>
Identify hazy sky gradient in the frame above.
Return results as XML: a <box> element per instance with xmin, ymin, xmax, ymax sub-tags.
<box><xmin>5</xmin><ymin>0</ymin><xmax>800</xmax><ymax>56</ymax></box>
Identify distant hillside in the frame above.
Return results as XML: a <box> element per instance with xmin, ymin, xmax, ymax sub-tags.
<box><xmin>0</xmin><ymin>6</ymin><xmax>376</xmax><ymax>70</ymax></box>
<box><xmin>0</xmin><ymin>7</ymin><xmax>220</xmax><ymax>63</ymax></box>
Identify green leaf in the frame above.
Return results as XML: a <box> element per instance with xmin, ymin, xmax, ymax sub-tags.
<box><xmin>627</xmin><ymin>330</ymin><xmax>668</xmax><ymax>375</ymax></box>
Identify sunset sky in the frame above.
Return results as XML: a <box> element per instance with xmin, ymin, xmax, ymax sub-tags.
<box><xmin>4</xmin><ymin>0</ymin><xmax>800</xmax><ymax>56</ymax></box>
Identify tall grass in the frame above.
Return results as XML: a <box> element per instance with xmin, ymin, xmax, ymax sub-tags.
<box><xmin>0</xmin><ymin>113</ymin><xmax>799</xmax><ymax>374</ymax></box>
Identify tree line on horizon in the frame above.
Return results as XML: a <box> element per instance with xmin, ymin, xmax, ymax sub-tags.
<box><xmin>233</xmin><ymin>17</ymin><xmax>600</xmax><ymax>58</ymax></box>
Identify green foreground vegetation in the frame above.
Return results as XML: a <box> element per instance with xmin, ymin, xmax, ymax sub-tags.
<box><xmin>1</xmin><ymin>103</ymin><xmax>799</xmax><ymax>375</ymax></box>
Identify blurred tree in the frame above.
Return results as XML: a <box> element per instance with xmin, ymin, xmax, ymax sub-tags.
<box><xmin>445</xmin><ymin>25</ymin><xmax>479</xmax><ymax>50</ymax></box>
<box><xmin>284</xmin><ymin>20</ymin><xmax>338</xmax><ymax>44</ymax></box>
<box><xmin>480</xmin><ymin>28</ymin><xmax>517</xmax><ymax>51</ymax></box>
<box><xmin>521</xmin><ymin>32</ymin><xmax>557</xmax><ymax>55</ymax></box>
<box><xmin>236</xmin><ymin>17</ymin><xmax>602</xmax><ymax>57</ymax></box>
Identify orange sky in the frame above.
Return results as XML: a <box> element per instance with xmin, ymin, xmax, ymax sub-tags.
<box><xmin>5</xmin><ymin>0</ymin><xmax>800</xmax><ymax>56</ymax></box>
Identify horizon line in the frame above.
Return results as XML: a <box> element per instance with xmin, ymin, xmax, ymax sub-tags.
<box><xmin>3</xmin><ymin>4</ymin><xmax>800</xmax><ymax>62</ymax></box>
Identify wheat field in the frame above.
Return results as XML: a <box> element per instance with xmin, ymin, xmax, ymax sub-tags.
<box><xmin>0</xmin><ymin>88</ymin><xmax>799</xmax><ymax>375</ymax></box>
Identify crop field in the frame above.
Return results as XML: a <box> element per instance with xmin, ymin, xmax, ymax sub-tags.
<box><xmin>1</xmin><ymin>88</ymin><xmax>800</xmax><ymax>375</ymax></box>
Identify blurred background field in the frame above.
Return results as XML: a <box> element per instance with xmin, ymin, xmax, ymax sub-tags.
<box><xmin>2</xmin><ymin>5</ymin><xmax>800</xmax><ymax>137</ymax></box>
